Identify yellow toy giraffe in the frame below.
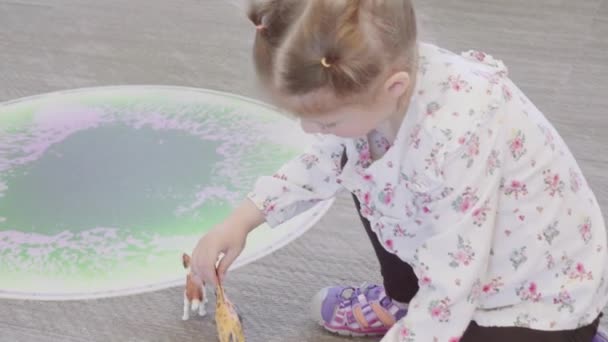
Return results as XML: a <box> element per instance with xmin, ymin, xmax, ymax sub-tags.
<box><xmin>215</xmin><ymin>270</ymin><xmax>245</xmax><ymax>342</ymax></box>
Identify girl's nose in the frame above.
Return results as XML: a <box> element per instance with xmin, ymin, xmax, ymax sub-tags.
<box><xmin>299</xmin><ymin>120</ymin><xmax>321</xmax><ymax>134</ymax></box>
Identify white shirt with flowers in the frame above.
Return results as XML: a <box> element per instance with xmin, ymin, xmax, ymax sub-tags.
<box><xmin>247</xmin><ymin>42</ymin><xmax>608</xmax><ymax>341</ymax></box>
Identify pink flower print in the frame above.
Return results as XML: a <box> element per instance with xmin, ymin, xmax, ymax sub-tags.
<box><xmin>410</xmin><ymin>125</ymin><xmax>422</xmax><ymax>149</ymax></box>
<box><xmin>471</xmin><ymin>50</ymin><xmax>487</xmax><ymax>62</ymax></box>
<box><xmin>578</xmin><ymin>217</ymin><xmax>593</xmax><ymax>244</ymax></box>
<box><xmin>362</xmin><ymin>192</ymin><xmax>372</xmax><ymax>205</ymax></box>
<box><xmin>393</xmin><ymin>224</ymin><xmax>416</xmax><ymax>238</ymax></box>
<box><xmin>428</xmin><ymin>297</ymin><xmax>452</xmax><ymax>322</ymax></box>
<box><xmin>441</xmin><ymin>75</ymin><xmax>472</xmax><ymax>93</ymax></box>
<box><xmin>501</xmin><ymin>179</ymin><xmax>529</xmax><ymax>199</ymax></box>
<box><xmin>360</xmin><ymin>204</ymin><xmax>374</xmax><ymax>218</ymax></box>
<box><xmin>486</xmin><ymin>149</ymin><xmax>502</xmax><ymax>176</ymax></box>
<box><xmin>426</xmin><ymin>101</ymin><xmax>441</xmax><ymax>116</ymax></box>
<box><xmin>261</xmin><ymin>197</ymin><xmax>278</xmax><ymax>215</ymax></box>
<box><xmin>543</xmin><ymin>169</ymin><xmax>565</xmax><ymax>197</ymax></box>
<box><xmin>570</xmin><ymin>168</ymin><xmax>582</xmax><ymax>193</ymax></box>
<box><xmin>542</xmin><ymin>221</ymin><xmax>560</xmax><ymax>245</ymax></box>
<box><xmin>508</xmin><ymin>130</ymin><xmax>527</xmax><ymax>161</ymax></box>
<box><xmin>538</xmin><ymin>124</ymin><xmax>556</xmax><ymax>151</ymax></box>
<box><xmin>420</xmin><ymin>276</ymin><xmax>433</xmax><ymax>287</ymax></box>
<box><xmin>385</xmin><ymin>239</ymin><xmax>394</xmax><ymax>251</ymax></box>
<box><xmin>472</xmin><ymin>200</ymin><xmax>491</xmax><ymax>227</ymax></box>
<box><xmin>516</xmin><ymin>281</ymin><xmax>542</xmax><ymax>302</ymax></box>
<box><xmin>460</xmin><ymin>133</ymin><xmax>480</xmax><ymax>168</ymax></box>
<box><xmin>510</xmin><ymin>246</ymin><xmax>528</xmax><ymax>270</ymax></box>
<box><xmin>355</xmin><ymin>139</ymin><xmax>372</xmax><ymax>168</ymax></box>
<box><xmin>572</xmin><ymin>262</ymin><xmax>594</xmax><ymax>282</ymax></box>
<box><xmin>377</xmin><ymin>183</ymin><xmax>395</xmax><ymax>206</ymax></box>
<box><xmin>362</xmin><ymin>173</ymin><xmax>373</xmax><ymax>182</ymax></box>
<box><xmin>359</xmin><ymin>150</ymin><xmax>371</xmax><ymax>167</ymax></box>
<box><xmin>449</xmin><ymin>338</ymin><xmax>461</xmax><ymax>342</ymax></box>
<box><xmin>553</xmin><ymin>290</ymin><xmax>576</xmax><ymax>313</ymax></box>
<box><xmin>529</xmin><ymin>282</ymin><xmax>538</xmax><ymax>294</ymax></box>
<box><xmin>502</xmin><ymin>83</ymin><xmax>513</xmax><ymax>101</ymax></box>
<box><xmin>300</xmin><ymin>153</ymin><xmax>320</xmax><ymax>169</ymax></box>
<box><xmin>451</xmin><ymin>187</ymin><xmax>479</xmax><ymax>213</ymax></box>
<box><xmin>448</xmin><ymin>236</ymin><xmax>475</xmax><ymax>268</ymax></box>
<box><xmin>480</xmin><ymin>284</ymin><xmax>491</xmax><ymax>294</ymax></box>
<box><xmin>400</xmin><ymin>326</ymin><xmax>416</xmax><ymax>342</ymax></box>
<box><xmin>481</xmin><ymin>277</ymin><xmax>505</xmax><ymax>297</ymax></box>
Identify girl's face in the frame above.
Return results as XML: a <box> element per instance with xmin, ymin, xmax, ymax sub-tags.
<box><xmin>290</xmin><ymin>71</ymin><xmax>413</xmax><ymax>138</ymax></box>
<box><xmin>298</xmin><ymin>100</ymin><xmax>394</xmax><ymax>138</ymax></box>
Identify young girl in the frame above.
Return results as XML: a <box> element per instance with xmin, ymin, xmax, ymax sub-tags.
<box><xmin>191</xmin><ymin>1</ymin><xmax>608</xmax><ymax>341</ymax></box>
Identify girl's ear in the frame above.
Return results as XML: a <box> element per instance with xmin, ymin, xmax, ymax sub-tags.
<box><xmin>384</xmin><ymin>71</ymin><xmax>411</xmax><ymax>99</ymax></box>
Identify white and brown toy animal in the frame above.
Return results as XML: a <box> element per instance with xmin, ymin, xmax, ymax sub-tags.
<box><xmin>182</xmin><ymin>253</ymin><xmax>208</xmax><ymax>320</ymax></box>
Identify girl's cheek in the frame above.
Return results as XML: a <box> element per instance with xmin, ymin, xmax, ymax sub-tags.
<box><xmin>332</xmin><ymin>127</ymin><xmax>363</xmax><ymax>138</ymax></box>
<box><xmin>299</xmin><ymin>121</ymin><xmax>319</xmax><ymax>134</ymax></box>
<box><xmin>338</xmin><ymin>124</ymin><xmax>374</xmax><ymax>138</ymax></box>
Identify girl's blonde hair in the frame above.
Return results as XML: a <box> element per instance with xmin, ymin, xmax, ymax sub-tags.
<box><xmin>248</xmin><ymin>0</ymin><xmax>418</xmax><ymax>114</ymax></box>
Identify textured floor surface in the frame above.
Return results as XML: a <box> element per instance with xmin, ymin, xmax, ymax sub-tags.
<box><xmin>0</xmin><ymin>0</ymin><xmax>607</xmax><ymax>341</ymax></box>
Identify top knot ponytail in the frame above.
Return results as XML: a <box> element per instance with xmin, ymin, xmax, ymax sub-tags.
<box><xmin>250</xmin><ymin>0</ymin><xmax>418</xmax><ymax>113</ymax></box>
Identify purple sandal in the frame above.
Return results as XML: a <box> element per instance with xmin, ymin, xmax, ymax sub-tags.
<box><xmin>594</xmin><ymin>328</ymin><xmax>608</xmax><ymax>342</ymax></box>
<box><xmin>311</xmin><ymin>284</ymin><xmax>608</xmax><ymax>341</ymax></box>
<box><xmin>310</xmin><ymin>284</ymin><xmax>406</xmax><ymax>337</ymax></box>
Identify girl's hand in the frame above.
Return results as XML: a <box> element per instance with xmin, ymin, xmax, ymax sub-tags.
<box><xmin>190</xmin><ymin>198</ymin><xmax>265</xmax><ymax>286</ymax></box>
<box><xmin>191</xmin><ymin>222</ymin><xmax>249</xmax><ymax>286</ymax></box>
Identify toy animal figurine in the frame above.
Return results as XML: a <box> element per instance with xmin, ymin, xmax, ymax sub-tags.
<box><xmin>182</xmin><ymin>253</ymin><xmax>208</xmax><ymax>320</ymax></box>
<box><xmin>215</xmin><ymin>272</ymin><xmax>245</xmax><ymax>342</ymax></box>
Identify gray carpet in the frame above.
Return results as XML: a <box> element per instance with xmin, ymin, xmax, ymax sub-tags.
<box><xmin>0</xmin><ymin>0</ymin><xmax>607</xmax><ymax>341</ymax></box>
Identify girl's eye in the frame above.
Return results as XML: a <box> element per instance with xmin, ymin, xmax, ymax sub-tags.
<box><xmin>319</xmin><ymin>122</ymin><xmax>338</xmax><ymax>130</ymax></box>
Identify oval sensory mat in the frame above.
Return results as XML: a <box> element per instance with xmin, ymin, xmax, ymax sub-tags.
<box><xmin>0</xmin><ymin>86</ymin><xmax>332</xmax><ymax>300</ymax></box>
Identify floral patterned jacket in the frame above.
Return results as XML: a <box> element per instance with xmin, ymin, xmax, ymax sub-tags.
<box><xmin>248</xmin><ymin>43</ymin><xmax>608</xmax><ymax>341</ymax></box>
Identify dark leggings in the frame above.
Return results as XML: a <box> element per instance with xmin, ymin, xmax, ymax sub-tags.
<box><xmin>352</xmin><ymin>193</ymin><xmax>601</xmax><ymax>341</ymax></box>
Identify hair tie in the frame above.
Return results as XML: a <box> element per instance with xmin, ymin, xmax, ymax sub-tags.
<box><xmin>320</xmin><ymin>57</ymin><xmax>332</xmax><ymax>68</ymax></box>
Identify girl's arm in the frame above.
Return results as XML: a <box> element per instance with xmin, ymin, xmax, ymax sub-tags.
<box><xmin>247</xmin><ymin>133</ymin><xmax>345</xmax><ymax>228</ymax></box>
